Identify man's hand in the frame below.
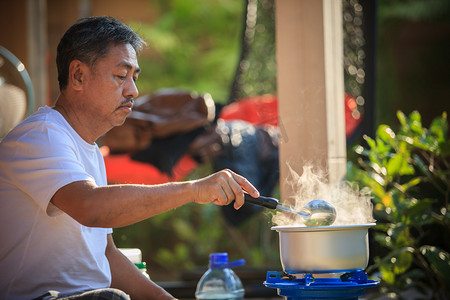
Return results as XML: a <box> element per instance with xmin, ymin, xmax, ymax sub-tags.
<box><xmin>192</xmin><ymin>169</ymin><xmax>260</xmax><ymax>209</ymax></box>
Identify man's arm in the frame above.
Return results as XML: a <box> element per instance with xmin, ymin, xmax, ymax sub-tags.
<box><xmin>51</xmin><ymin>169</ymin><xmax>259</xmax><ymax>228</ymax></box>
<box><xmin>106</xmin><ymin>234</ymin><xmax>176</xmax><ymax>300</ymax></box>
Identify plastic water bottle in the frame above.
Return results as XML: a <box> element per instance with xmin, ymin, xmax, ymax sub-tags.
<box><xmin>195</xmin><ymin>253</ymin><xmax>245</xmax><ymax>300</ymax></box>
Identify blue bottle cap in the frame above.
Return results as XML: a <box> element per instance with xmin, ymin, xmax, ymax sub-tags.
<box><xmin>209</xmin><ymin>253</ymin><xmax>245</xmax><ymax>268</ymax></box>
<box><xmin>210</xmin><ymin>253</ymin><xmax>228</xmax><ymax>265</ymax></box>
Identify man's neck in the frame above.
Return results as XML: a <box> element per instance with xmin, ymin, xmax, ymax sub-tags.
<box><xmin>53</xmin><ymin>94</ymin><xmax>99</xmax><ymax>145</ymax></box>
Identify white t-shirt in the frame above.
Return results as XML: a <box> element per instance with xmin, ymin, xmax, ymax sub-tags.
<box><xmin>0</xmin><ymin>106</ymin><xmax>112</xmax><ymax>299</ymax></box>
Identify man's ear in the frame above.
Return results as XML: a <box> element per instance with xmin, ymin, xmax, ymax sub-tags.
<box><xmin>68</xmin><ymin>60</ymin><xmax>88</xmax><ymax>90</ymax></box>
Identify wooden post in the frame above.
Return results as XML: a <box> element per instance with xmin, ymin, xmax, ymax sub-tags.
<box><xmin>275</xmin><ymin>0</ymin><xmax>346</xmax><ymax>200</ymax></box>
<box><xmin>27</xmin><ymin>0</ymin><xmax>48</xmax><ymax>109</ymax></box>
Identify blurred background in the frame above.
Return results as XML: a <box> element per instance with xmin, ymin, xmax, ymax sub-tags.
<box><xmin>1</xmin><ymin>0</ymin><xmax>449</xmax><ymax>295</ymax></box>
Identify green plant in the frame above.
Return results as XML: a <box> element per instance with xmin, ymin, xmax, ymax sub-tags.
<box><xmin>130</xmin><ymin>0</ymin><xmax>245</xmax><ymax>102</ymax></box>
<box><xmin>347</xmin><ymin>111</ymin><xmax>450</xmax><ymax>299</ymax></box>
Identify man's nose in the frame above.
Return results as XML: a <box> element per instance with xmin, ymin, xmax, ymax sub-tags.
<box><xmin>124</xmin><ymin>78</ymin><xmax>139</xmax><ymax>99</ymax></box>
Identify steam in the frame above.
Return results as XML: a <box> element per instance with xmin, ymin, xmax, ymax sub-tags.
<box><xmin>272</xmin><ymin>165</ymin><xmax>375</xmax><ymax>226</ymax></box>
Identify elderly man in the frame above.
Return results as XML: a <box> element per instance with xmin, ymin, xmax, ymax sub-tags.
<box><xmin>0</xmin><ymin>16</ymin><xmax>259</xmax><ymax>300</ymax></box>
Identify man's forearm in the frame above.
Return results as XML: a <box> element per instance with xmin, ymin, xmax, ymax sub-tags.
<box><xmin>52</xmin><ymin>180</ymin><xmax>194</xmax><ymax>228</ymax></box>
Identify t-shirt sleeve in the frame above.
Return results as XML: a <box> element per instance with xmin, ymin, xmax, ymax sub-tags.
<box><xmin>2</xmin><ymin>121</ymin><xmax>96</xmax><ymax>214</ymax></box>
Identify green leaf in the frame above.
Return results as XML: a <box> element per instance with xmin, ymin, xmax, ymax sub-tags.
<box><xmin>364</xmin><ymin>134</ymin><xmax>377</xmax><ymax>150</ymax></box>
<box><xmin>379</xmin><ymin>264</ymin><xmax>396</xmax><ymax>285</ymax></box>
<box><xmin>375</xmin><ymin>136</ymin><xmax>393</xmax><ymax>157</ymax></box>
<box><xmin>429</xmin><ymin>112</ymin><xmax>448</xmax><ymax>142</ymax></box>
<box><xmin>377</xmin><ymin>125</ymin><xmax>396</xmax><ymax>146</ymax></box>
<box><xmin>398</xmin><ymin>134</ymin><xmax>415</xmax><ymax>146</ymax></box>
<box><xmin>404</xmin><ymin>197</ymin><xmax>433</xmax><ymax>219</ymax></box>
<box><xmin>409</xmin><ymin>111</ymin><xmax>424</xmax><ymax>135</ymax></box>
<box><xmin>390</xmin><ymin>225</ymin><xmax>415</xmax><ymax>247</ymax></box>
<box><xmin>402</xmin><ymin>176</ymin><xmax>422</xmax><ymax>191</ymax></box>
<box><xmin>415</xmin><ymin>133</ymin><xmax>438</xmax><ymax>152</ymax></box>
<box><xmin>353</xmin><ymin>145</ymin><xmax>370</xmax><ymax>157</ymax></box>
<box><xmin>369</xmin><ymin>170</ymin><xmax>387</xmax><ymax>188</ymax></box>
<box><xmin>397</xmin><ymin>111</ymin><xmax>407</xmax><ymax>128</ymax></box>
<box><xmin>374</xmin><ymin>232</ymin><xmax>391</xmax><ymax>248</ymax></box>
<box><xmin>375</xmin><ymin>223</ymin><xmax>392</xmax><ymax>232</ymax></box>
<box><xmin>378</xmin><ymin>247</ymin><xmax>415</xmax><ymax>284</ymax></box>
<box><xmin>346</xmin><ymin>163</ymin><xmax>386</xmax><ymax>199</ymax></box>
<box><xmin>386</xmin><ymin>152</ymin><xmax>414</xmax><ymax>176</ymax></box>
<box><xmin>393</xmin><ymin>248</ymin><xmax>414</xmax><ymax>274</ymax></box>
<box><xmin>419</xmin><ymin>246</ymin><xmax>450</xmax><ymax>283</ymax></box>
<box><xmin>412</xmin><ymin>154</ymin><xmax>432</xmax><ymax>178</ymax></box>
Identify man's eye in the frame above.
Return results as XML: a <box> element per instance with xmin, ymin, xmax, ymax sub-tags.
<box><xmin>117</xmin><ymin>75</ymin><xmax>126</xmax><ymax>81</ymax></box>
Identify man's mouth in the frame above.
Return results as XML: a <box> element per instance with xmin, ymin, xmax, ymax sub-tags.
<box><xmin>119</xmin><ymin>99</ymin><xmax>134</xmax><ymax>109</ymax></box>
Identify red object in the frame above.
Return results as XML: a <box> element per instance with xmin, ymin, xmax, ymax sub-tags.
<box><xmin>344</xmin><ymin>93</ymin><xmax>362</xmax><ymax>137</ymax></box>
<box><xmin>219</xmin><ymin>94</ymin><xmax>278</xmax><ymax>126</ymax></box>
<box><xmin>104</xmin><ymin>150</ymin><xmax>197</xmax><ymax>184</ymax></box>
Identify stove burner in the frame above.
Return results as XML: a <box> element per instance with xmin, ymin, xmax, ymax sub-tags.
<box><xmin>264</xmin><ymin>270</ymin><xmax>379</xmax><ymax>300</ymax></box>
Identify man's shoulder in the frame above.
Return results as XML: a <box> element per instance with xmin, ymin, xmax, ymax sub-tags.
<box><xmin>7</xmin><ymin>106</ymin><xmax>57</xmax><ymax>131</ymax></box>
<box><xmin>0</xmin><ymin>106</ymin><xmax>76</xmax><ymax>155</ymax></box>
<box><xmin>24</xmin><ymin>106</ymin><xmax>65</xmax><ymax>126</ymax></box>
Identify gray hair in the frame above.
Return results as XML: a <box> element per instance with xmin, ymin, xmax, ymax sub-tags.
<box><xmin>56</xmin><ymin>16</ymin><xmax>146</xmax><ymax>90</ymax></box>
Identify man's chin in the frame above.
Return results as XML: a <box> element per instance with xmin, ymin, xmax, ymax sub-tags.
<box><xmin>114</xmin><ymin>110</ymin><xmax>131</xmax><ymax>125</ymax></box>
<box><xmin>115</xmin><ymin>119</ymin><xmax>127</xmax><ymax>127</ymax></box>
<box><xmin>109</xmin><ymin>116</ymin><xmax>128</xmax><ymax>129</ymax></box>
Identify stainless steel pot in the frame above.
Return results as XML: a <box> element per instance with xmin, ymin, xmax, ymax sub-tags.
<box><xmin>272</xmin><ymin>223</ymin><xmax>375</xmax><ymax>274</ymax></box>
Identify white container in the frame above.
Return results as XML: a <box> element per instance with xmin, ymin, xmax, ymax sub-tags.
<box><xmin>272</xmin><ymin>223</ymin><xmax>375</xmax><ymax>274</ymax></box>
<box><xmin>119</xmin><ymin>248</ymin><xmax>142</xmax><ymax>264</ymax></box>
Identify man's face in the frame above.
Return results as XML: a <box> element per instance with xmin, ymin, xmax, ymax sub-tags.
<box><xmin>81</xmin><ymin>43</ymin><xmax>140</xmax><ymax>130</ymax></box>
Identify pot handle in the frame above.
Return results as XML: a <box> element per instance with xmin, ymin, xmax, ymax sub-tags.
<box><xmin>244</xmin><ymin>193</ymin><xmax>278</xmax><ymax>209</ymax></box>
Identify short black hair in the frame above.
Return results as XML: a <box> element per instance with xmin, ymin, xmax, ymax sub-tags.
<box><xmin>56</xmin><ymin>16</ymin><xmax>146</xmax><ymax>90</ymax></box>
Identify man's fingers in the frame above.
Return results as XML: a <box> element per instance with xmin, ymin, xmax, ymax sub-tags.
<box><xmin>200</xmin><ymin>169</ymin><xmax>260</xmax><ymax>210</ymax></box>
<box><xmin>226</xmin><ymin>169</ymin><xmax>259</xmax><ymax>198</ymax></box>
<box><xmin>223</xmin><ymin>169</ymin><xmax>259</xmax><ymax>209</ymax></box>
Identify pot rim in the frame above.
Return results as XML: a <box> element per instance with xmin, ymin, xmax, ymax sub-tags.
<box><xmin>271</xmin><ymin>223</ymin><xmax>376</xmax><ymax>232</ymax></box>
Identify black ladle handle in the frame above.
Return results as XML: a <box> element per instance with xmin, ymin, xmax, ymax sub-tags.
<box><xmin>244</xmin><ymin>193</ymin><xmax>278</xmax><ymax>210</ymax></box>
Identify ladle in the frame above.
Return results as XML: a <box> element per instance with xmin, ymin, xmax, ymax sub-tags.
<box><xmin>244</xmin><ymin>193</ymin><xmax>337</xmax><ymax>226</ymax></box>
